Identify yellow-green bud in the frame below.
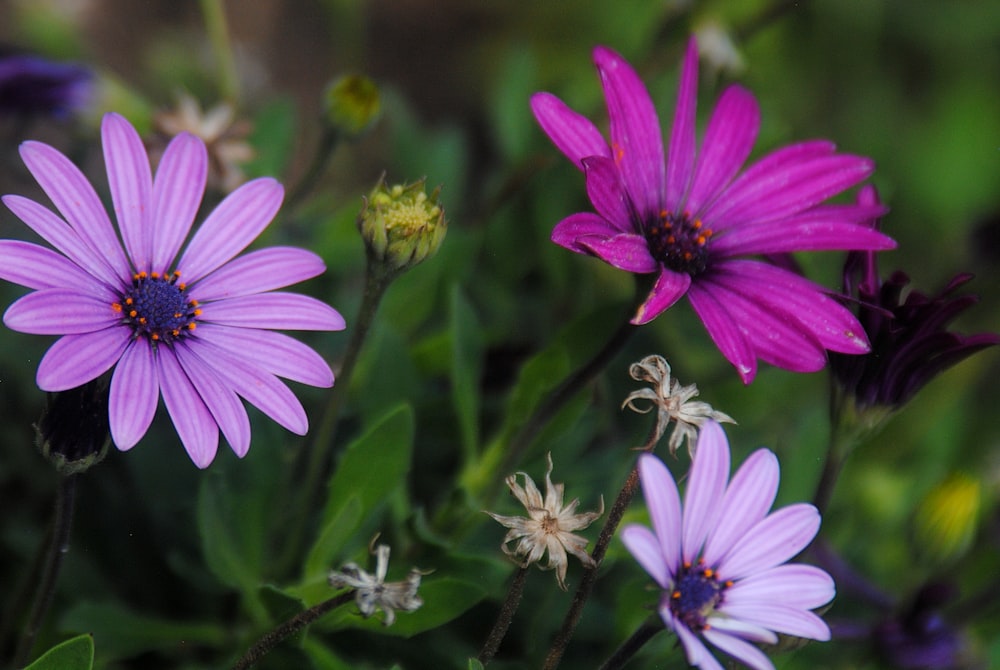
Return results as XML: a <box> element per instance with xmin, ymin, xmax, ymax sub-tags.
<box><xmin>358</xmin><ymin>177</ymin><xmax>447</xmax><ymax>275</ymax></box>
<box><xmin>911</xmin><ymin>473</ymin><xmax>980</xmax><ymax>567</ymax></box>
<box><xmin>323</xmin><ymin>74</ymin><xmax>381</xmax><ymax>137</ymax></box>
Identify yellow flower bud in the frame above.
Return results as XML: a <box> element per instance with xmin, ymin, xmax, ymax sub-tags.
<box><xmin>358</xmin><ymin>177</ymin><xmax>447</xmax><ymax>275</ymax></box>
<box><xmin>911</xmin><ymin>473</ymin><xmax>980</xmax><ymax>567</ymax></box>
<box><xmin>323</xmin><ymin>74</ymin><xmax>381</xmax><ymax>137</ymax></box>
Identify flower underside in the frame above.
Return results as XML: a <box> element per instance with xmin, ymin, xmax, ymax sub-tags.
<box><xmin>113</xmin><ymin>271</ymin><xmax>201</xmax><ymax>343</ymax></box>
<box><xmin>669</xmin><ymin>558</ymin><xmax>731</xmax><ymax>631</ymax></box>
<box><xmin>643</xmin><ymin>209</ymin><xmax>713</xmax><ymax>275</ymax></box>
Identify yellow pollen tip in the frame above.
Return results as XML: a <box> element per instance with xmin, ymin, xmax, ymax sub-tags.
<box><xmin>112</xmin><ymin>303</ymin><xmax>122</xmax><ymax>312</ymax></box>
<box><xmin>129</xmin><ymin>310</ymin><xmax>138</xmax><ymax>318</ymax></box>
<box><xmin>724</xmin><ymin>580</ymin><xmax>733</xmax><ymax>587</ymax></box>
<box><xmin>703</xmin><ymin>569</ymin><xmax>714</xmax><ymax>578</ymax></box>
<box><xmin>171</xmin><ymin>329</ymin><xmax>180</xmax><ymax>337</ymax></box>
<box><xmin>151</xmin><ymin>333</ymin><xmax>160</xmax><ymax>341</ymax></box>
<box><xmin>672</xmin><ymin>591</ymin><xmax>681</xmax><ymax>599</ymax></box>
<box><xmin>125</xmin><ymin>297</ymin><xmax>134</xmax><ymax>305</ymax></box>
<box><xmin>178</xmin><ymin>283</ymin><xmax>187</xmax><ymax>291</ymax></box>
<box><xmin>187</xmin><ymin>323</ymin><xmax>197</xmax><ymax>331</ymax></box>
<box><xmin>193</xmin><ymin>308</ymin><xmax>202</xmax><ymax>317</ymax></box>
<box><xmin>138</xmin><ymin>317</ymin><xmax>146</xmax><ymax>325</ymax></box>
<box><xmin>683</xmin><ymin>561</ymin><xmax>692</xmax><ymax>569</ymax></box>
<box><xmin>151</xmin><ymin>272</ymin><xmax>160</xmax><ymax>279</ymax></box>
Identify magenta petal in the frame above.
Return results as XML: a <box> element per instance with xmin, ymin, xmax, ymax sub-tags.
<box><xmin>726</xmin><ymin>564</ymin><xmax>835</xmax><ymax>610</ymax></box>
<box><xmin>681</xmin><ymin>421</ymin><xmax>730</xmax><ymax>562</ymax></box>
<box><xmin>2</xmin><ymin>195</ymin><xmax>119</xmax><ymax>286</ymax></box>
<box><xmin>36</xmin><ymin>328</ymin><xmax>130</xmax><ymax>391</ymax></box>
<box><xmin>0</xmin><ymin>240</ymin><xmax>113</xmax><ymax>296</ymax></box>
<box><xmin>719</xmin><ymin>603</ymin><xmax>831</xmax><ymax>641</ymax></box>
<box><xmin>684</xmin><ymin>85</ymin><xmax>759</xmax><ymax>215</ymax></box>
<box><xmin>582</xmin><ymin>156</ymin><xmax>633</xmax><ymax>231</ymax></box>
<box><xmin>175</xmin><ymin>342</ymin><xmax>251</xmax><ymax>457</ymax></box>
<box><xmin>4</xmin><ymin>288</ymin><xmax>119</xmax><ymax>334</ymax></box>
<box><xmin>177</xmin><ymin>177</ymin><xmax>283</xmax><ymax>282</ymax></box>
<box><xmin>102</xmin><ymin>113</ymin><xmax>153</xmax><ymax>270</ymax></box>
<box><xmin>687</xmin><ymin>282</ymin><xmax>757</xmax><ymax>382</ymax></box>
<box><xmin>594</xmin><ymin>46</ymin><xmax>665</xmax><ymax>216</ymax></box>
<box><xmin>18</xmin><ymin>140</ymin><xmax>130</xmax><ymax>283</ymax></box>
<box><xmin>666</xmin><ymin>37</ymin><xmax>699</xmax><ymax>208</ymax></box>
<box><xmin>711</xmin><ymin>209</ymin><xmax>896</xmax><ymax>257</ymax></box>
<box><xmin>621</xmin><ymin>524</ymin><xmax>670</xmax><ymax>589</ymax></box>
<box><xmin>703</xmin><ymin>448</ymin><xmax>779</xmax><ymax>566</ymax></box>
<box><xmin>530</xmin><ymin>92</ymin><xmax>611</xmax><ymax>170</ymax></box>
<box><xmin>189</xmin><ymin>247</ymin><xmax>326</xmax><ymax>302</ymax></box>
<box><xmin>580</xmin><ymin>234</ymin><xmax>657</xmax><ymax>273</ymax></box>
<box><xmin>701</xmin><ymin>629</ymin><xmax>775</xmax><ymax>670</ymax></box>
<box><xmin>195</xmin><ymin>323</ymin><xmax>334</xmax><ymax>387</ymax></box>
<box><xmin>157</xmin><ymin>346</ymin><xmax>219</xmax><ymax>468</ymax></box>
<box><xmin>151</xmin><ymin>133</ymin><xmax>208</xmax><ymax>273</ymax></box>
<box><xmin>718</xmin><ymin>504</ymin><xmax>821</xmax><ymax>580</ymax></box>
<box><xmin>200</xmin><ymin>292</ymin><xmax>346</xmax><ymax>331</ymax></box>
<box><xmin>551</xmin><ymin>212</ymin><xmax>623</xmax><ymax>253</ymax></box>
<box><xmin>109</xmin><ymin>340</ymin><xmax>159</xmax><ymax>450</ymax></box>
<box><xmin>637</xmin><ymin>453</ymin><xmax>682</xmax><ymax>571</ymax></box>
<box><xmin>631</xmin><ymin>269</ymin><xmax>691</xmax><ymax>325</ymax></box>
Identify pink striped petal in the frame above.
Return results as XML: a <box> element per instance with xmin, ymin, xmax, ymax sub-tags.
<box><xmin>109</xmin><ymin>340</ymin><xmax>159</xmax><ymax>450</ymax></box>
<box><xmin>0</xmin><ymin>240</ymin><xmax>114</xmax><ymax>296</ymax></box>
<box><xmin>621</xmin><ymin>524</ymin><xmax>670</xmax><ymax>589</ymax></box>
<box><xmin>189</xmin><ymin>247</ymin><xmax>326</xmax><ymax>302</ymax></box>
<box><xmin>631</xmin><ymin>269</ymin><xmax>691</xmax><ymax>325</ymax></box>
<box><xmin>174</xmin><ymin>342</ymin><xmax>251</xmax><ymax>457</ymax></box>
<box><xmin>717</xmin><ymin>504</ymin><xmax>821</xmax><ymax>580</ymax></box>
<box><xmin>726</xmin><ymin>564</ymin><xmax>835</xmax><ymax>610</ymax></box>
<box><xmin>580</xmin><ymin>234</ymin><xmax>657</xmax><ymax>273</ymax></box>
<box><xmin>195</xmin><ymin>323</ymin><xmax>334</xmax><ymax>387</ymax></box>
<box><xmin>684</xmin><ymin>85</ymin><xmax>759</xmax><ymax>215</ymax></box>
<box><xmin>594</xmin><ymin>46</ymin><xmax>665</xmax><ymax>216</ymax></box>
<box><xmin>681</xmin><ymin>421</ymin><xmax>730</xmax><ymax>562</ymax></box>
<box><xmin>157</xmin><ymin>346</ymin><xmax>219</xmax><ymax>468</ymax></box>
<box><xmin>582</xmin><ymin>156</ymin><xmax>633</xmax><ymax>231</ymax></box>
<box><xmin>102</xmin><ymin>113</ymin><xmax>153</xmax><ymax>270</ymax></box>
<box><xmin>669</xmin><ymin>612</ymin><xmax>725</xmax><ymax>670</ymax></box>
<box><xmin>637</xmin><ymin>453</ymin><xmax>682</xmax><ymax>571</ymax></box>
<box><xmin>701</xmin><ymin>629</ymin><xmax>775</xmax><ymax>670</ymax></box>
<box><xmin>720</xmin><ymin>603</ymin><xmax>831</xmax><ymax>641</ymax></box>
<box><xmin>666</xmin><ymin>38</ymin><xmax>699</xmax><ymax>208</ymax></box>
<box><xmin>530</xmin><ymin>92</ymin><xmax>611</xmax><ymax>170</ymax></box>
<box><xmin>199</xmin><ymin>292</ymin><xmax>345</xmax><ymax>331</ymax></box>
<box><xmin>687</xmin><ymin>282</ymin><xmax>756</xmax><ymax>383</ymax></box>
<box><xmin>4</xmin><ymin>288</ymin><xmax>120</xmax><ymax>334</ymax></box>
<box><xmin>151</xmin><ymin>133</ymin><xmax>208</xmax><ymax>273</ymax></box>
<box><xmin>711</xmin><ymin>208</ymin><xmax>895</xmax><ymax>257</ymax></box>
<box><xmin>551</xmin><ymin>212</ymin><xmax>623</xmax><ymax>253</ymax></box>
<box><xmin>703</xmin><ymin>449</ymin><xmax>779</xmax><ymax>566</ymax></box>
<box><xmin>35</xmin><ymin>327</ymin><xmax>130</xmax><ymax>391</ymax></box>
<box><xmin>177</xmin><ymin>178</ymin><xmax>283</xmax><ymax>282</ymax></box>
<box><xmin>19</xmin><ymin>140</ymin><xmax>131</xmax><ymax>282</ymax></box>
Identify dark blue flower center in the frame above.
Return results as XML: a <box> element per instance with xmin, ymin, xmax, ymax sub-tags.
<box><xmin>113</xmin><ymin>271</ymin><xmax>200</xmax><ymax>343</ymax></box>
<box><xmin>644</xmin><ymin>210</ymin><xmax>713</xmax><ymax>276</ymax></box>
<box><xmin>668</xmin><ymin>560</ymin><xmax>730</xmax><ymax>631</ymax></box>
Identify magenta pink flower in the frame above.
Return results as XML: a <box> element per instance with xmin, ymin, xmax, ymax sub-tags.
<box><xmin>622</xmin><ymin>422</ymin><xmax>834</xmax><ymax>670</ymax></box>
<box><xmin>531</xmin><ymin>39</ymin><xmax>896</xmax><ymax>383</ymax></box>
<box><xmin>0</xmin><ymin>113</ymin><xmax>345</xmax><ymax>468</ymax></box>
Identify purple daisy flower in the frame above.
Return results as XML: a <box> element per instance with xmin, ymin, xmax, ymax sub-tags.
<box><xmin>531</xmin><ymin>39</ymin><xmax>897</xmax><ymax>383</ymax></box>
<box><xmin>0</xmin><ymin>112</ymin><xmax>345</xmax><ymax>468</ymax></box>
<box><xmin>622</xmin><ymin>421</ymin><xmax>834</xmax><ymax>670</ymax></box>
<box><xmin>0</xmin><ymin>52</ymin><xmax>92</xmax><ymax>118</ymax></box>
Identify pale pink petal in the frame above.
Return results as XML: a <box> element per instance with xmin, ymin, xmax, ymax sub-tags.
<box><xmin>687</xmin><ymin>282</ymin><xmax>756</xmax><ymax>383</ymax></box>
<box><xmin>551</xmin><ymin>212</ymin><xmax>623</xmax><ymax>253</ymax></box>
<box><xmin>109</xmin><ymin>340</ymin><xmax>159</xmax><ymax>450</ymax></box>
<box><xmin>174</xmin><ymin>342</ymin><xmax>251</xmax><ymax>457</ymax></box>
<box><xmin>718</xmin><ymin>603</ymin><xmax>831</xmax><ymax>641</ymax></box>
<box><xmin>102</xmin><ymin>113</ymin><xmax>153</xmax><ymax>270</ymax></box>
<box><xmin>702</xmin><ymin>629</ymin><xmax>776</xmax><ymax>670</ymax></box>
<box><xmin>631</xmin><ymin>269</ymin><xmax>691</xmax><ymax>325</ymax></box>
<box><xmin>530</xmin><ymin>92</ymin><xmax>611</xmax><ymax>170</ymax></box>
<box><xmin>195</xmin><ymin>323</ymin><xmax>334</xmax><ymax>387</ymax></box>
<box><xmin>4</xmin><ymin>288</ymin><xmax>119</xmax><ymax>335</ymax></box>
<box><xmin>0</xmin><ymin>240</ymin><xmax>114</xmax><ymax>296</ymax></box>
<box><xmin>188</xmin><ymin>247</ymin><xmax>326</xmax><ymax>302</ymax></box>
<box><xmin>703</xmin><ymin>449</ymin><xmax>779</xmax><ymax>566</ymax></box>
<box><xmin>594</xmin><ymin>46</ymin><xmax>665</xmax><ymax>216</ymax></box>
<box><xmin>199</xmin><ymin>292</ymin><xmax>346</xmax><ymax>331</ymax></box>
<box><xmin>666</xmin><ymin>37</ymin><xmax>699</xmax><ymax>208</ymax></box>
<box><xmin>681</xmin><ymin>421</ymin><xmax>730</xmax><ymax>562</ymax></box>
<box><xmin>581</xmin><ymin>156</ymin><xmax>633</xmax><ymax>231</ymax></box>
<box><xmin>151</xmin><ymin>133</ymin><xmax>208</xmax><ymax>273</ymax></box>
<box><xmin>637</xmin><ymin>453</ymin><xmax>682</xmax><ymax>571</ymax></box>
<box><xmin>177</xmin><ymin>178</ymin><xmax>283</xmax><ymax>282</ymax></box>
<box><xmin>704</xmin><ymin>616</ymin><xmax>778</xmax><ymax>644</ymax></box>
<box><xmin>717</xmin><ymin>504</ymin><xmax>821</xmax><ymax>580</ymax></box>
<box><xmin>684</xmin><ymin>85</ymin><xmax>759</xmax><ymax>215</ymax></box>
<box><xmin>35</xmin><ymin>328</ymin><xmax>130</xmax><ymax>391</ymax></box>
<box><xmin>580</xmin><ymin>234</ymin><xmax>657</xmax><ymax>273</ymax></box>
<box><xmin>157</xmin><ymin>346</ymin><xmax>219</xmax><ymax>468</ymax></box>
<box><xmin>621</xmin><ymin>524</ymin><xmax>670</xmax><ymax>589</ymax></box>
<box><xmin>18</xmin><ymin>140</ymin><xmax>131</xmax><ymax>282</ymax></box>
<box><xmin>725</xmin><ymin>564</ymin><xmax>835</xmax><ymax>610</ymax></box>
<box><xmin>666</xmin><ymin>608</ymin><xmax>725</xmax><ymax>670</ymax></box>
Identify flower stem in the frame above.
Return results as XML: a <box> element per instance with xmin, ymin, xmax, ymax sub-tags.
<box><xmin>477</xmin><ymin>566</ymin><xmax>529</xmax><ymax>665</ymax></box>
<box><xmin>813</xmin><ymin>384</ymin><xmax>865</xmax><ymax>516</ymax></box>
<box><xmin>284</xmin><ymin>127</ymin><xmax>340</xmax><ymax>212</ymax></box>
<box><xmin>543</xmin><ymin>464</ymin><xmax>641</xmax><ymax>670</ymax></box>
<box><xmin>198</xmin><ymin>0</ymin><xmax>240</xmax><ymax>103</ymax></box>
<box><xmin>597</xmin><ymin>617</ymin><xmax>662</xmax><ymax>670</ymax></box>
<box><xmin>230</xmin><ymin>591</ymin><xmax>354</xmax><ymax>670</ymax></box>
<box><xmin>13</xmin><ymin>473</ymin><xmax>79</xmax><ymax>668</ymax></box>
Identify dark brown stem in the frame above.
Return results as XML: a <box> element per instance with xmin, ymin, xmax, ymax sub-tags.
<box><xmin>597</xmin><ymin>617</ymin><xmax>662</xmax><ymax>670</ymax></box>
<box><xmin>477</xmin><ymin>566</ymin><xmax>529</xmax><ymax>665</ymax></box>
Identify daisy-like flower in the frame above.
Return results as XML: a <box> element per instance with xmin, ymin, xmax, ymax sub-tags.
<box><xmin>328</xmin><ymin>541</ymin><xmax>424</xmax><ymax>626</ymax></box>
<box><xmin>622</xmin><ymin>354</ymin><xmax>734</xmax><ymax>455</ymax></box>
<box><xmin>0</xmin><ymin>112</ymin><xmax>345</xmax><ymax>468</ymax></box>
<box><xmin>486</xmin><ymin>453</ymin><xmax>604</xmax><ymax>590</ymax></box>
<box><xmin>0</xmin><ymin>52</ymin><xmax>92</xmax><ymax>119</ymax></box>
<box><xmin>622</xmin><ymin>421</ymin><xmax>834</xmax><ymax>670</ymax></box>
<box><xmin>531</xmin><ymin>38</ymin><xmax>896</xmax><ymax>383</ymax></box>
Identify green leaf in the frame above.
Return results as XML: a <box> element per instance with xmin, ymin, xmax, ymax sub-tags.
<box><xmin>245</xmin><ymin>97</ymin><xmax>297</xmax><ymax>179</ymax></box>
<box><xmin>303</xmin><ymin>404</ymin><xmax>414</xmax><ymax>579</ymax></box>
<box><xmin>24</xmin><ymin>634</ymin><xmax>93</xmax><ymax>670</ymax></box>
<box><xmin>468</xmin><ymin>659</ymin><xmax>486</xmax><ymax>670</ymax></box>
<box><xmin>450</xmin><ymin>285</ymin><xmax>483</xmax><ymax>461</ymax></box>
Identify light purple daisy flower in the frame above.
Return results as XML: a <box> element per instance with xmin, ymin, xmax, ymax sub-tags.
<box><xmin>621</xmin><ymin>421</ymin><xmax>834</xmax><ymax>670</ymax></box>
<box><xmin>0</xmin><ymin>112</ymin><xmax>345</xmax><ymax>468</ymax></box>
<box><xmin>531</xmin><ymin>38</ymin><xmax>897</xmax><ymax>383</ymax></box>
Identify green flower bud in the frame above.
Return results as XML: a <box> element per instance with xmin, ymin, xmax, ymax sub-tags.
<box><xmin>323</xmin><ymin>74</ymin><xmax>381</xmax><ymax>137</ymax></box>
<box><xmin>911</xmin><ymin>473</ymin><xmax>980</xmax><ymax>567</ymax></box>
<box><xmin>358</xmin><ymin>177</ymin><xmax>447</xmax><ymax>275</ymax></box>
<box><xmin>35</xmin><ymin>380</ymin><xmax>111</xmax><ymax>475</ymax></box>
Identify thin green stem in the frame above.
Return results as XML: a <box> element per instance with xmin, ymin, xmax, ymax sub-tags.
<box><xmin>284</xmin><ymin>127</ymin><xmax>340</xmax><ymax>212</ymax></box>
<box><xmin>199</xmin><ymin>0</ymin><xmax>240</xmax><ymax>103</ymax></box>
<box><xmin>477</xmin><ymin>566</ymin><xmax>529</xmax><ymax>665</ymax></box>
<box><xmin>597</xmin><ymin>617</ymin><xmax>662</xmax><ymax>670</ymax></box>
<box><xmin>230</xmin><ymin>591</ymin><xmax>354</xmax><ymax>670</ymax></box>
<box><xmin>13</xmin><ymin>474</ymin><xmax>79</xmax><ymax>668</ymax></box>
